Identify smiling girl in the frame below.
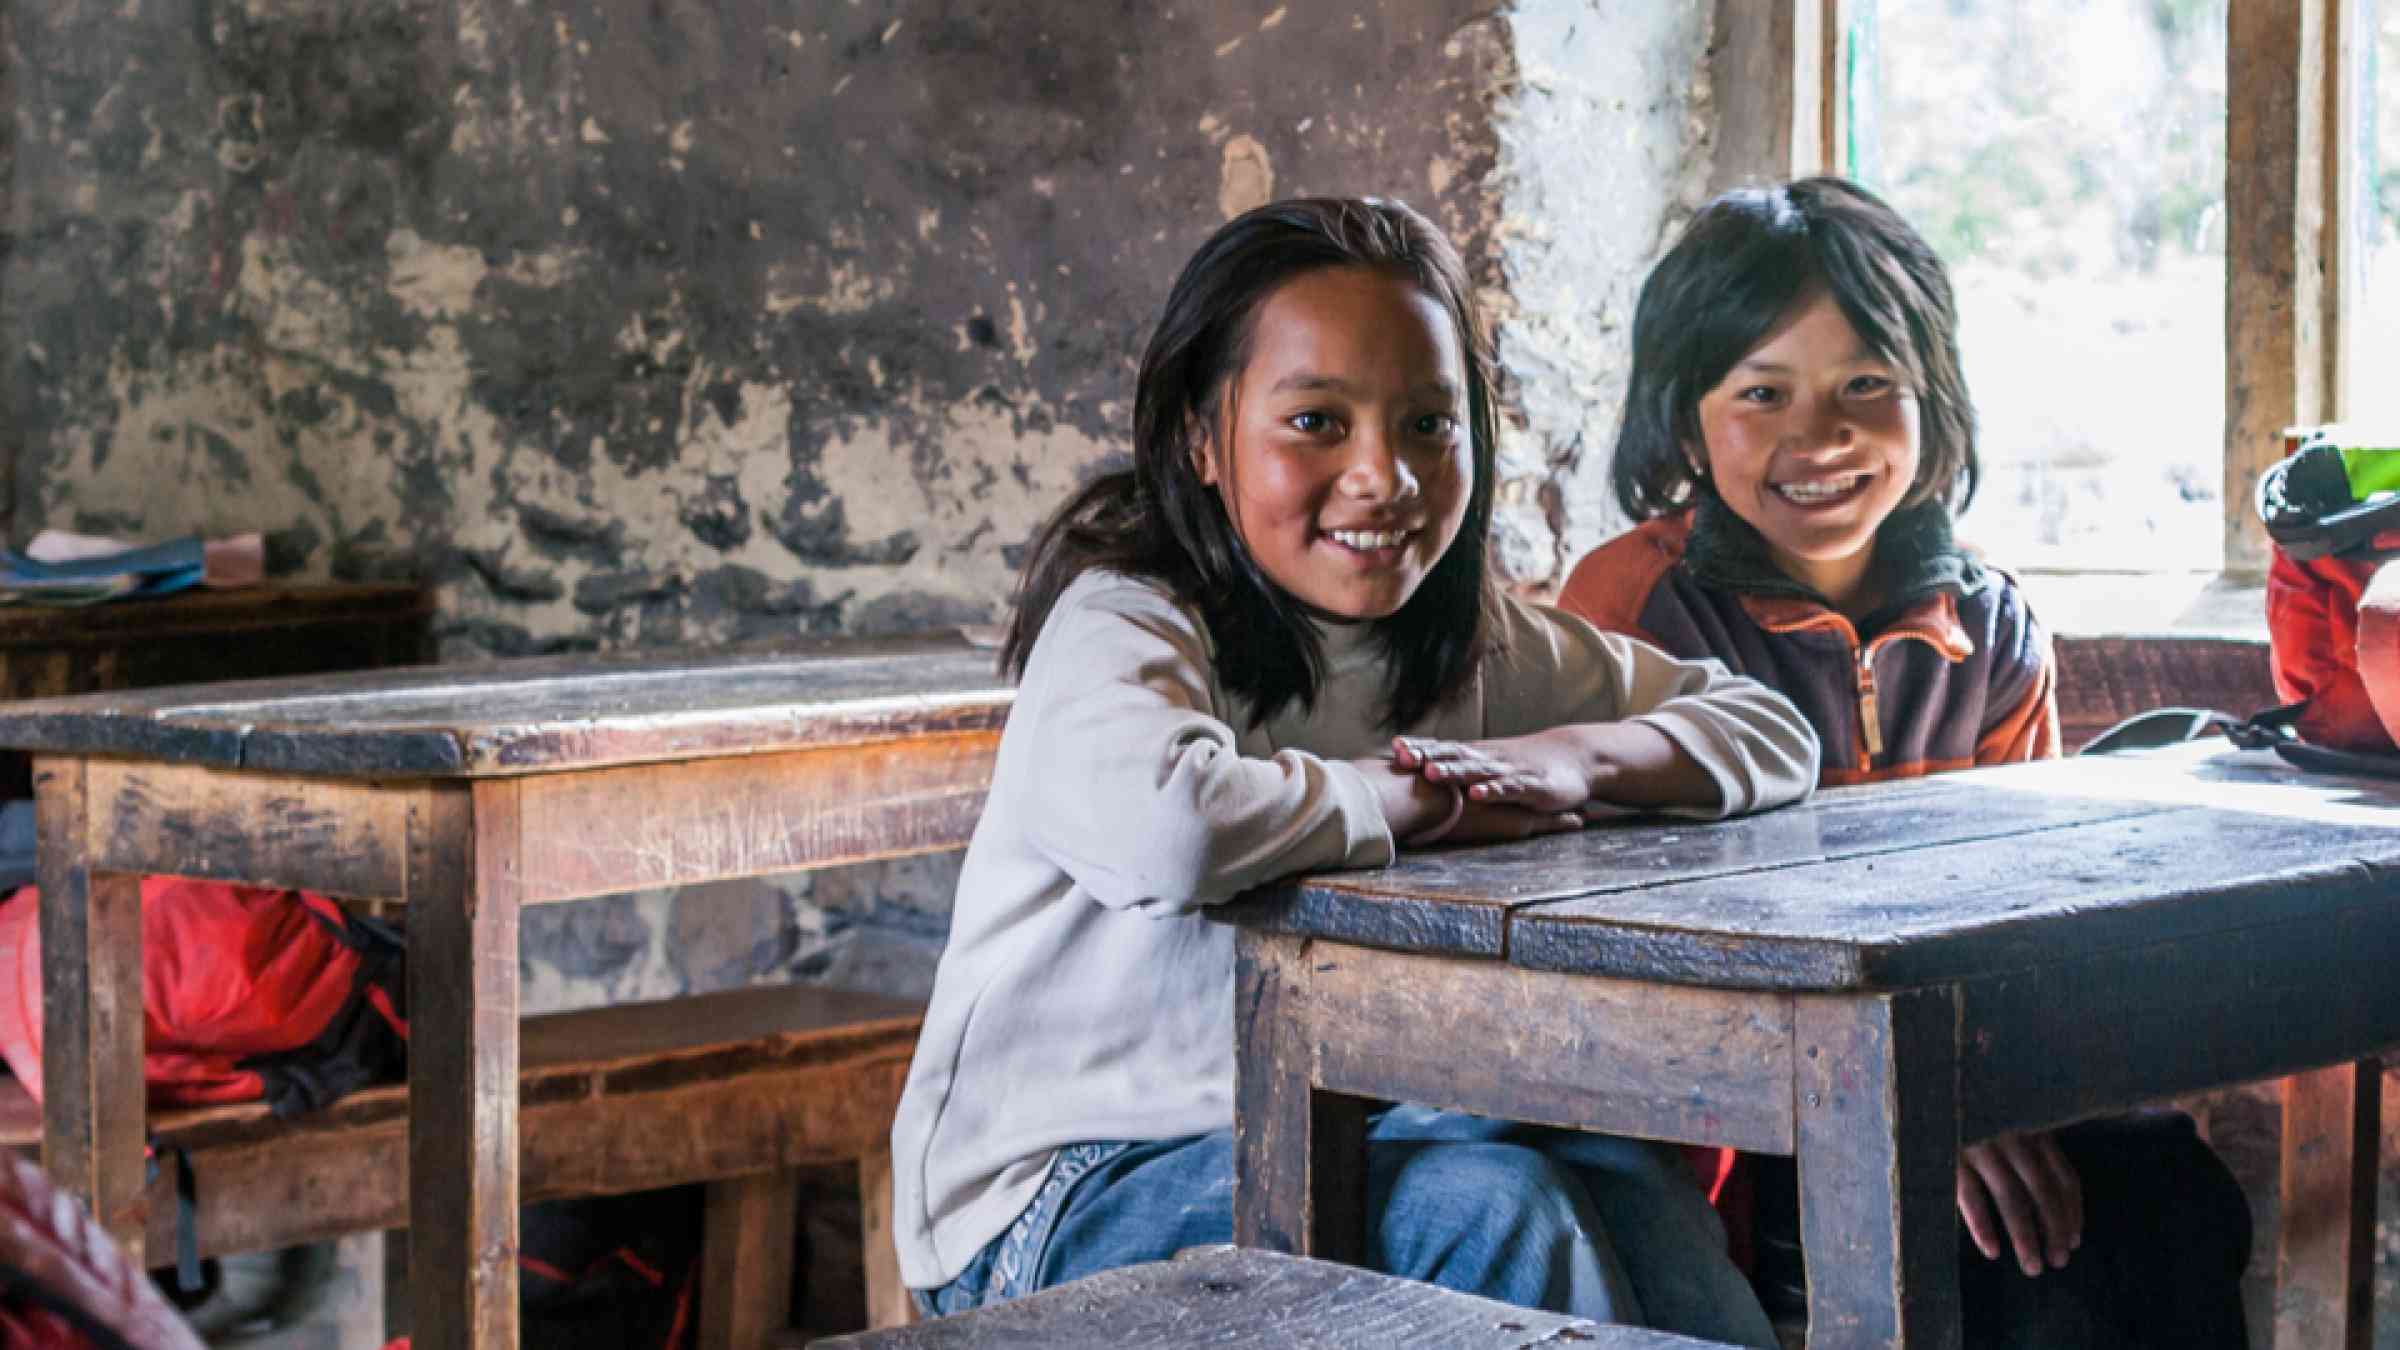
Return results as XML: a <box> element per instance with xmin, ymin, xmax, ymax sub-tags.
<box><xmin>887</xmin><ymin>198</ymin><xmax>1816</xmax><ymax>1342</ymax></box>
<box><xmin>1554</xmin><ymin>176</ymin><xmax>2251</xmax><ymax>1350</ymax></box>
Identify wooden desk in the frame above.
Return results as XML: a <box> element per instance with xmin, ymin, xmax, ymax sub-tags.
<box><xmin>0</xmin><ymin>635</ymin><xmax>1012</xmax><ymax>1349</ymax></box>
<box><xmin>1219</xmin><ymin>744</ymin><xmax>2400</xmax><ymax>1350</ymax></box>
<box><xmin>0</xmin><ymin>582</ymin><xmax>432</xmax><ymax>798</ymax></box>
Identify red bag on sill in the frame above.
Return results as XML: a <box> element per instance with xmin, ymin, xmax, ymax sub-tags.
<box><xmin>2267</xmin><ymin>548</ymin><xmax>2400</xmax><ymax>755</ymax></box>
<box><xmin>0</xmin><ymin>877</ymin><xmax>406</xmax><ymax>1115</ymax></box>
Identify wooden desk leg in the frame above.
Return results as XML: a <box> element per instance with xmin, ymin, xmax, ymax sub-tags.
<box><xmin>409</xmin><ymin>782</ymin><xmax>521</xmax><ymax>1349</ymax></box>
<box><xmin>1796</xmin><ymin>990</ymin><xmax>1961</xmax><ymax>1350</ymax></box>
<box><xmin>858</xmin><ymin>1142</ymin><xmax>916</xmax><ymax>1329</ymax></box>
<box><xmin>700</xmin><ymin>1172</ymin><xmax>799</xmax><ymax>1348</ymax></box>
<box><xmin>1232</xmin><ymin>930</ymin><xmax>1368</xmax><ymax>1264</ymax></box>
<box><xmin>2276</xmin><ymin>1059</ymin><xmax>2380</xmax><ymax>1350</ymax></box>
<box><xmin>33</xmin><ymin>756</ymin><xmax>147</xmax><ymax>1260</ymax></box>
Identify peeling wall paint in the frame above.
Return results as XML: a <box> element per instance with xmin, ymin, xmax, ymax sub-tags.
<box><xmin>6</xmin><ymin>0</ymin><xmax>1518</xmax><ymax>658</ymax></box>
<box><xmin>0</xmin><ymin>0</ymin><xmax>1695</xmax><ymax>1009</ymax></box>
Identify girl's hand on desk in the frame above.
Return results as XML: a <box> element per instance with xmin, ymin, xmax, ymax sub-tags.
<box><xmin>1393</xmin><ymin>722</ymin><xmax>1717</xmax><ymax>815</ymax></box>
<box><xmin>1440</xmin><ymin>798</ymin><xmax>1583</xmax><ymax>846</ymax></box>
<box><xmin>1393</xmin><ymin>731</ymin><xmax>1589</xmax><ymax>813</ymax></box>
<box><xmin>1355</xmin><ymin>755</ymin><xmax>1580</xmax><ymax>848</ymax></box>
<box><xmin>1957</xmin><ymin>1130</ymin><xmax>2083</xmax><ymax>1278</ymax></box>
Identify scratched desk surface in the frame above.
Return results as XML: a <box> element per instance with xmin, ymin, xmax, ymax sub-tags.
<box><xmin>1231</xmin><ymin>741</ymin><xmax>2400</xmax><ymax>991</ymax></box>
<box><xmin>0</xmin><ymin>632</ymin><xmax>1012</xmax><ymax>778</ymax></box>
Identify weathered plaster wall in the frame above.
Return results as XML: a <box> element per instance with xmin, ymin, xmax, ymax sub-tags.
<box><xmin>4</xmin><ymin>0</ymin><xmax>1684</xmax><ymax>1023</ymax></box>
<box><xmin>4</xmin><ymin>0</ymin><xmax>1712</xmax><ymax>1048</ymax></box>
<box><xmin>1491</xmin><ymin>0</ymin><xmax>1714</xmax><ymax>578</ymax></box>
<box><xmin>6</xmin><ymin>0</ymin><xmax>1521</xmax><ymax>658</ymax></box>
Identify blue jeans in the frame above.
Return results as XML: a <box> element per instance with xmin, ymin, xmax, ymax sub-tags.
<box><xmin>917</xmin><ymin>1106</ymin><xmax>1778</xmax><ymax>1348</ymax></box>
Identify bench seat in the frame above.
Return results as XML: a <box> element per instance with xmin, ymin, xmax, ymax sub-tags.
<box><xmin>807</xmin><ymin>1245</ymin><xmax>1735</xmax><ymax>1349</ymax></box>
<box><xmin>1</xmin><ymin>981</ymin><xmax>923</xmax><ymax>1343</ymax></box>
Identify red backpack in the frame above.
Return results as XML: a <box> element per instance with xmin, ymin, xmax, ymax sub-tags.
<box><xmin>2091</xmin><ymin>430</ymin><xmax>2400</xmax><ymax>772</ymax></box>
<box><xmin>2267</xmin><ymin>547</ymin><xmax>2400</xmax><ymax>756</ymax></box>
<box><xmin>0</xmin><ymin>876</ymin><xmax>406</xmax><ymax>1116</ymax></box>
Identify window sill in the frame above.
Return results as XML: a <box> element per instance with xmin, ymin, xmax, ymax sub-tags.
<box><xmin>2012</xmin><ymin>570</ymin><xmax>2268</xmax><ymax>643</ymax></box>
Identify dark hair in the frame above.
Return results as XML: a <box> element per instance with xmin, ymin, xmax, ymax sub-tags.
<box><xmin>1000</xmin><ymin>196</ymin><xmax>1506</xmax><ymax>731</ymax></box>
<box><xmin>1610</xmin><ymin>175</ymin><xmax>1977</xmax><ymax>520</ymax></box>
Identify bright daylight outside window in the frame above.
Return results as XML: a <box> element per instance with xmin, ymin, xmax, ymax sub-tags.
<box><xmin>2355</xmin><ymin>3</ymin><xmax>2400</xmax><ymax>433</ymax></box>
<box><xmin>1847</xmin><ymin>0</ymin><xmax>2228</xmax><ymax>573</ymax></box>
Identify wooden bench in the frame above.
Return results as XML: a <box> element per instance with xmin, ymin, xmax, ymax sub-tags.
<box><xmin>0</xmin><ymin>981</ymin><xmax>923</xmax><ymax>1346</ymax></box>
<box><xmin>806</xmin><ymin>1245</ymin><xmax>1733</xmax><ymax>1349</ymax></box>
<box><xmin>2052</xmin><ymin>633</ymin><xmax>2272</xmax><ymax>751</ymax></box>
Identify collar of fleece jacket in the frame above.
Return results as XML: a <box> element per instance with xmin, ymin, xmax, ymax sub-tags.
<box><xmin>1679</xmin><ymin>493</ymin><xmax>1992</xmax><ymax>631</ymax></box>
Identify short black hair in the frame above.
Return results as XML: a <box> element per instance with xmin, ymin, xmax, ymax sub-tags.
<box><xmin>1610</xmin><ymin>176</ymin><xmax>1977</xmax><ymax>521</ymax></box>
<box><xmin>1002</xmin><ymin>197</ymin><xmax>1506</xmax><ymax>731</ymax></box>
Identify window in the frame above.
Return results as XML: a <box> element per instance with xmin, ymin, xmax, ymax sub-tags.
<box><xmin>1715</xmin><ymin>0</ymin><xmax>2356</xmax><ymax>590</ymax></box>
<box><xmin>2350</xmin><ymin>2</ymin><xmax>2400</xmax><ymax>430</ymax></box>
<box><xmin>1847</xmin><ymin>0</ymin><xmax>2230</xmax><ymax>573</ymax></box>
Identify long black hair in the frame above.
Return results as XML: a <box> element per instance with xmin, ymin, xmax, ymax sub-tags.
<box><xmin>1611</xmin><ymin>175</ymin><xmax>1978</xmax><ymax>520</ymax></box>
<box><xmin>1001</xmin><ymin>196</ymin><xmax>1506</xmax><ymax>731</ymax></box>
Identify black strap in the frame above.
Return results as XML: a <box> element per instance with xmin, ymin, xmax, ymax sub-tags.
<box><xmin>144</xmin><ymin>1140</ymin><xmax>202</xmax><ymax>1295</ymax></box>
<box><xmin>2080</xmin><ymin>698</ymin><xmax>2400</xmax><ymax>778</ymax></box>
<box><xmin>2077</xmin><ymin>706</ymin><xmax>2249</xmax><ymax>757</ymax></box>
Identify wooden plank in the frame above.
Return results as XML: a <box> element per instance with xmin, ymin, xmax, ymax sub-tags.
<box><xmin>857</xmin><ymin>1143</ymin><xmax>914</xmax><ymax>1331</ymax></box>
<box><xmin>811</xmin><ymin>1246</ymin><xmax>1638</xmax><ymax>1348</ymax></box>
<box><xmin>1304</xmin><ymin>943</ymin><xmax>1794</xmax><ymax>1155</ymax></box>
<box><xmin>86</xmin><ymin>760</ymin><xmax>417</xmax><ymax>902</ymax></box>
<box><xmin>0</xmin><ymin>635</ymin><xmax>1010</xmax><ymax>779</ymax></box>
<box><xmin>408</xmin><ymin>781</ymin><xmax>518</xmax><ymax>1350</ymax></box>
<box><xmin>514</xmin><ymin>732</ymin><xmax>996</xmax><ymax>903</ymax></box>
<box><xmin>1956</xmin><ymin>899</ymin><xmax>2400</xmax><ymax>1140</ymax></box>
<box><xmin>1228</xmin><ymin>776</ymin><xmax>2159</xmax><ymax>959</ymax></box>
<box><xmin>2331</xmin><ymin>0</ymin><xmax>2370</xmax><ymax>422</ymax></box>
<box><xmin>33</xmin><ymin>756</ymin><xmax>150</xmax><ymax>1261</ymax></box>
<box><xmin>1706</xmin><ymin>0</ymin><xmax>1799</xmax><ymax>194</ymax></box>
<box><xmin>1810</xmin><ymin>0</ymin><xmax>1844</xmax><ymax>176</ymax></box>
<box><xmin>1232</xmin><ymin>931</ymin><xmax>1369</xmax><ymax>1265</ymax></box>
<box><xmin>2275</xmin><ymin>1060</ymin><xmax>2379</xmax><ymax>1350</ymax></box>
<box><xmin>700</xmin><ymin>1172</ymin><xmax>799</xmax><ymax>1350</ymax></box>
<box><xmin>1795</xmin><ymin>990</ymin><xmax>1961</xmax><ymax>1350</ymax></box>
<box><xmin>2050</xmin><ymin>634</ymin><xmax>2273</xmax><ymax>751</ymax></box>
<box><xmin>0</xmin><ymin>984</ymin><xmax>923</xmax><ymax>1151</ymax></box>
<box><xmin>2226</xmin><ymin>0</ymin><xmax>2334</xmax><ymax>574</ymax></box>
<box><xmin>515</xmin><ymin>982</ymin><xmax>920</xmax><ymax>1077</ymax></box>
<box><xmin>1511</xmin><ymin>805</ymin><xmax>2400</xmax><ymax>991</ymax></box>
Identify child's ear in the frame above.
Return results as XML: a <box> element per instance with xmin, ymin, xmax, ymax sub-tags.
<box><xmin>1191</xmin><ymin>424</ymin><xmax>1223</xmax><ymax>487</ymax></box>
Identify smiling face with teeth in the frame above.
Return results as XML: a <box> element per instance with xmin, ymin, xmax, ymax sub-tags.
<box><xmin>1691</xmin><ymin>287</ymin><xmax>1922</xmax><ymax>616</ymax></box>
<box><xmin>1194</xmin><ymin>266</ymin><xmax>1472</xmax><ymax>622</ymax></box>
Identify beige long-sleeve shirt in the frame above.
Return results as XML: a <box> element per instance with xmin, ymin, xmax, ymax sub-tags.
<box><xmin>891</xmin><ymin>569</ymin><xmax>1819</xmax><ymax>1288</ymax></box>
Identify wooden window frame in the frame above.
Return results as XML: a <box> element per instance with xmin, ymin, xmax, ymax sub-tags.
<box><xmin>1712</xmin><ymin>0</ymin><xmax>2367</xmax><ymax>580</ymax></box>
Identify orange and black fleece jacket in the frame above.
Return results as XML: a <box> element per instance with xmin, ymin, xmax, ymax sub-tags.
<box><xmin>1557</xmin><ymin>500</ymin><xmax>2059</xmax><ymax>788</ymax></box>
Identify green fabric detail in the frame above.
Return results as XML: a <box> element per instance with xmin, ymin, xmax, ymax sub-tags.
<box><xmin>2340</xmin><ymin>445</ymin><xmax>2400</xmax><ymax>500</ymax></box>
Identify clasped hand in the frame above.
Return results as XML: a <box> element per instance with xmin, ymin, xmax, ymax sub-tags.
<box><xmin>1364</xmin><ymin>722</ymin><xmax>1713</xmax><ymax>847</ymax></box>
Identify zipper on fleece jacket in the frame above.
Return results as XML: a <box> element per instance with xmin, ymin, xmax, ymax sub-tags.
<box><xmin>1854</xmin><ymin>642</ymin><xmax>1884</xmax><ymax>759</ymax></box>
